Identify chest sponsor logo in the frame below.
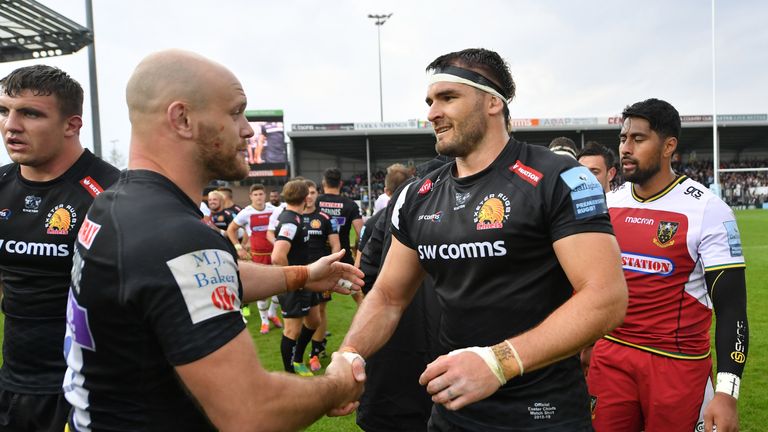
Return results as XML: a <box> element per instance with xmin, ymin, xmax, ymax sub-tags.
<box><xmin>0</xmin><ymin>239</ymin><xmax>70</xmax><ymax>256</ymax></box>
<box><xmin>79</xmin><ymin>176</ymin><xmax>105</xmax><ymax>198</ymax></box>
<box><xmin>77</xmin><ymin>216</ymin><xmax>101</xmax><ymax>250</ymax></box>
<box><xmin>167</xmin><ymin>249</ymin><xmax>241</xmax><ymax>324</ymax></box>
<box><xmin>45</xmin><ymin>204</ymin><xmax>78</xmax><ymax>235</ymax></box>
<box><xmin>279</xmin><ymin>222</ymin><xmax>298</xmax><ymax>240</ymax></box>
<box><xmin>418</xmin><ymin>240</ymin><xmax>506</xmax><ymax>260</ymax></box>
<box><xmin>418</xmin><ymin>179</ymin><xmax>433</xmax><ymax>195</ymax></box>
<box><xmin>417</xmin><ymin>211</ymin><xmax>442</xmax><ymax>223</ymax></box>
<box><xmin>621</xmin><ymin>252</ymin><xmax>674</xmax><ymax>275</ymax></box>
<box><xmin>0</xmin><ymin>208</ymin><xmax>10</xmax><ymax>220</ymax></box>
<box><xmin>723</xmin><ymin>220</ymin><xmax>743</xmax><ymax>257</ymax></box>
<box><xmin>473</xmin><ymin>193</ymin><xmax>510</xmax><ymax>230</ymax></box>
<box><xmin>454</xmin><ymin>192</ymin><xmax>471</xmax><ymax>210</ymax></box>
<box><xmin>509</xmin><ymin>160</ymin><xmax>543</xmax><ymax>186</ymax></box>
<box><xmin>652</xmin><ymin>221</ymin><xmax>679</xmax><ymax>248</ymax></box>
<box><xmin>24</xmin><ymin>195</ymin><xmax>41</xmax><ymax>213</ymax></box>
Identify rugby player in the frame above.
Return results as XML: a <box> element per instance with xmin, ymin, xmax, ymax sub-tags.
<box><xmin>0</xmin><ymin>65</ymin><xmax>119</xmax><ymax>432</ymax></box>
<box><xmin>588</xmin><ymin>98</ymin><xmax>748</xmax><ymax>432</ymax></box>
<box><xmin>62</xmin><ymin>50</ymin><xmax>365</xmax><ymax>431</ymax></box>
<box><xmin>577</xmin><ymin>141</ymin><xmax>617</xmax><ymax>193</ymax></box>
<box><xmin>340</xmin><ymin>48</ymin><xmax>628</xmax><ymax>431</ymax></box>
<box><xmin>227</xmin><ymin>183</ymin><xmax>282</xmax><ymax>333</ymax></box>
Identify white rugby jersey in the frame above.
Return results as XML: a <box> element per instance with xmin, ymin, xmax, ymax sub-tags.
<box><xmin>606</xmin><ymin>176</ymin><xmax>745</xmax><ymax>358</ymax></box>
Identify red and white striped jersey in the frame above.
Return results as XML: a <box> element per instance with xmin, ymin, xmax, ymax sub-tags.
<box><xmin>606</xmin><ymin>176</ymin><xmax>745</xmax><ymax>358</ymax></box>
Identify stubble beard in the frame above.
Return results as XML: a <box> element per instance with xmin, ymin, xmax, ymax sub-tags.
<box><xmin>197</xmin><ymin>123</ymin><xmax>248</xmax><ymax>181</ymax></box>
<box><xmin>434</xmin><ymin>100</ymin><xmax>486</xmax><ymax>158</ymax></box>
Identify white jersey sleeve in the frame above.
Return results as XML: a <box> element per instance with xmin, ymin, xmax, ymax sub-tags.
<box><xmin>699</xmin><ymin>196</ymin><xmax>745</xmax><ymax>271</ymax></box>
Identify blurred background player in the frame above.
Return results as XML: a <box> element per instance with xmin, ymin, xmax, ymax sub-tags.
<box><xmin>318</xmin><ymin>167</ymin><xmax>363</xmax><ymax>265</ymax></box>
<box><xmin>269</xmin><ymin>189</ymin><xmax>282</xmax><ymax>207</ymax></box>
<box><xmin>0</xmin><ymin>65</ymin><xmax>119</xmax><ymax>431</ymax></box>
<box><xmin>549</xmin><ymin>136</ymin><xmax>578</xmax><ymax>159</ymax></box>
<box><xmin>577</xmin><ymin>141</ymin><xmax>618</xmax><ymax>193</ymax></box>
<box><xmin>227</xmin><ymin>183</ymin><xmax>281</xmax><ymax>331</ymax></box>
<box><xmin>206</xmin><ymin>190</ymin><xmax>236</xmax><ymax>236</ymax></box>
<box><xmin>301</xmin><ymin>179</ymin><xmax>340</xmax><ymax>371</ymax></box>
<box><xmin>217</xmin><ymin>186</ymin><xmax>242</xmax><ymax>213</ymax></box>
<box><xmin>272</xmin><ymin>179</ymin><xmax>318</xmax><ymax>377</ymax></box>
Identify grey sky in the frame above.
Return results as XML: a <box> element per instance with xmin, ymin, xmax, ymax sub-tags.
<box><xmin>1</xmin><ymin>0</ymin><xmax>767</xmax><ymax>166</ymax></box>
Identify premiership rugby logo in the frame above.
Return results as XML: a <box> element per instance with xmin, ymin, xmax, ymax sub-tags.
<box><xmin>45</xmin><ymin>204</ymin><xmax>78</xmax><ymax>235</ymax></box>
<box><xmin>473</xmin><ymin>193</ymin><xmax>510</xmax><ymax>230</ymax></box>
<box><xmin>653</xmin><ymin>221</ymin><xmax>679</xmax><ymax>248</ymax></box>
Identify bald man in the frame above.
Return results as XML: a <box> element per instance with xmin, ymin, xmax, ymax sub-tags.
<box><xmin>62</xmin><ymin>50</ymin><xmax>365</xmax><ymax>432</ymax></box>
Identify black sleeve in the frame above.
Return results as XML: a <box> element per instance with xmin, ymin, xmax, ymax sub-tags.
<box><xmin>706</xmin><ymin>267</ymin><xmax>748</xmax><ymax>378</ymax></box>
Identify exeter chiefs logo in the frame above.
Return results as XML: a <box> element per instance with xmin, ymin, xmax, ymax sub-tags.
<box><xmin>310</xmin><ymin>219</ymin><xmax>322</xmax><ymax>229</ymax></box>
<box><xmin>45</xmin><ymin>204</ymin><xmax>78</xmax><ymax>235</ymax></box>
<box><xmin>652</xmin><ymin>221</ymin><xmax>679</xmax><ymax>248</ymax></box>
<box><xmin>473</xmin><ymin>193</ymin><xmax>510</xmax><ymax>230</ymax></box>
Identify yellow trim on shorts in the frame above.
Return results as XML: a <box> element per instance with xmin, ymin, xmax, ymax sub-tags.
<box><xmin>603</xmin><ymin>335</ymin><xmax>710</xmax><ymax>360</ymax></box>
<box><xmin>65</xmin><ymin>424</ymin><xmax>71</xmax><ymax>432</ymax></box>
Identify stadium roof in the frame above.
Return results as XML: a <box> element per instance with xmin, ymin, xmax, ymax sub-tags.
<box><xmin>0</xmin><ymin>0</ymin><xmax>92</xmax><ymax>63</ymax></box>
<box><xmin>288</xmin><ymin>115</ymin><xmax>768</xmax><ymax>163</ymax></box>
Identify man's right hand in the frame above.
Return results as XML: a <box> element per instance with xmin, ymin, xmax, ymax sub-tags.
<box><xmin>324</xmin><ymin>351</ymin><xmax>366</xmax><ymax>417</ymax></box>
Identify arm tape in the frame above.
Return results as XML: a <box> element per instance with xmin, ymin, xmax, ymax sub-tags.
<box><xmin>706</xmin><ymin>267</ymin><xmax>748</xmax><ymax>378</ymax></box>
<box><xmin>283</xmin><ymin>266</ymin><xmax>308</xmax><ymax>292</ymax></box>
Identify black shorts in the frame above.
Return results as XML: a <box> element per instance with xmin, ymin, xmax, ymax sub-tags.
<box><xmin>0</xmin><ymin>389</ymin><xmax>70</xmax><ymax>432</ymax></box>
<box><xmin>277</xmin><ymin>290</ymin><xmax>317</xmax><ymax>318</ymax></box>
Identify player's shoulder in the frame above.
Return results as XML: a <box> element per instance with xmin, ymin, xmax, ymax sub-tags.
<box><xmin>317</xmin><ymin>210</ymin><xmax>331</xmax><ymax>220</ymax></box>
<box><xmin>607</xmin><ymin>182</ymin><xmax>632</xmax><ymax>206</ymax></box>
<box><xmin>0</xmin><ymin>163</ymin><xmax>17</xmax><ymax>185</ymax></box>
<box><xmin>513</xmin><ymin>141</ymin><xmax>582</xmax><ymax>181</ymax></box>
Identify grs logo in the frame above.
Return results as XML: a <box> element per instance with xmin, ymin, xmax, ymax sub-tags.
<box><xmin>417</xmin><ymin>211</ymin><xmax>442</xmax><ymax>223</ymax></box>
<box><xmin>684</xmin><ymin>185</ymin><xmax>703</xmax><ymax>200</ymax></box>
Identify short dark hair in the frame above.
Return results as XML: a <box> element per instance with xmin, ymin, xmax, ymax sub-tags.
<box><xmin>0</xmin><ymin>65</ymin><xmax>83</xmax><ymax>117</ymax></box>
<box><xmin>303</xmin><ymin>179</ymin><xmax>317</xmax><ymax>190</ymax></box>
<box><xmin>426</xmin><ymin>48</ymin><xmax>515</xmax><ymax>130</ymax></box>
<box><xmin>622</xmin><ymin>98</ymin><xmax>681</xmax><ymax>141</ymax></box>
<box><xmin>282</xmin><ymin>179</ymin><xmax>309</xmax><ymax>205</ymax></box>
<box><xmin>578</xmin><ymin>141</ymin><xmax>616</xmax><ymax>171</ymax></box>
<box><xmin>216</xmin><ymin>187</ymin><xmax>233</xmax><ymax>198</ymax></box>
<box><xmin>249</xmin><ymin>184</ymin><xmax>265</xmax><ymax>193</ymax></box>
<box><xmin>323</xmin><ymin>168</ymin><xmax>342</xmax><ymax>188</ymax></box>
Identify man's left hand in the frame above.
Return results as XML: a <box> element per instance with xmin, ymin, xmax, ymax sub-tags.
<box><xmin>418</xmin><ymin>350</ymin><xmax>501</xmax><ymax>411</ymax></box>
<box><xmin>305</xmin><ymin>250</ymin><xmax>365</xmax><ymax>295</ymax></box>
<box><xmin>704</xmin><ymin>392</ymin><xmax>739</xmax><ymax>432</ymax></box>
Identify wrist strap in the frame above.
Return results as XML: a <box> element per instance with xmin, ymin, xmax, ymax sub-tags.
<box><xmin>716</xmin><ymin>372</ymin><xmax>741</xmax><ymax>399</ymax></box>
<box><xmin>282</xmin><ymin>266</ymin><xmax>308</xmax><ymax>292</ymax></box>
<box><xmin>449</xmin><ymin>347</ymin><xmax>506</xmax><ymax>386</ymax></box>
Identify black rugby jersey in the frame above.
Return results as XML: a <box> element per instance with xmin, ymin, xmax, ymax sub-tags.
<box><xmin>391</xmin><ymin>138</ymin><xmax>612</xmax><ymax>431</ymax></box>
<box><xmin>275</xmin><ymin>209</ymin><xmax>309</xmax><ymax>265</ymax></box>
<box><xmin>63</xmin><ymin>170</ymin><xmax>245</xmax><ymax>431</ymax></box>
<box><xmin>0</xmin><ymin>149</ymin><xmax>118</xmax><ymax>393</ymax></box>
<box><xmin>317</xmin><ymin>193</ymin><xmax>361</xmax><ymax>264</ymax></box>
<box><xmin>303</xmin><ymin>209</ymin><xmax>335</xmax><ymax>262</ymax></box>
<box><xmin>210</xmin><ymin>208</ymin><xmax>235</xmax><ymax>231</ymax></box>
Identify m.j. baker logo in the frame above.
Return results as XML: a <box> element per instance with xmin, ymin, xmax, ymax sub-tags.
<box><xmin>211</xmin><ymin>285</ymin><xmax>238</xmax><ymax>311</ymax></box>
<box><xmin>473</xmin><ymin>193</ymin><xmax>510</xmax><ymax>230</ymax></box>
<box><xmin>45</xmin><ymin>204</ymin><xmax>77</xmax><ymax>235</ymax></box>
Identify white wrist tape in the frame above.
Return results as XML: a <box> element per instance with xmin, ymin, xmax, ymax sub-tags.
<box><xmin>340</xmin><ymin>351</ymin><xmax>366</xmax><ymax>367</ymax></box>
<box><xmin>449</xmin><ymin>346</ymin><xmax>506</xmax><ymax>386</ymax></box>
<box><xmin>715</xmin><ymin>372</ymin><xmax>740</xmax><ymax>399</ymax></box>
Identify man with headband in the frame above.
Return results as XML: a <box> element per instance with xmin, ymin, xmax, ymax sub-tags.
<box><xmin>339</xmin><ymin>48</ymin><xmax>628</xmax><ymax>431</ymax></box>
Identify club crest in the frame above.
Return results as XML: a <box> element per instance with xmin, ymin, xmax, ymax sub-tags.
<box><xmin>653</xmin><ymin>221</ymin><xmax>679</xmax><ymax>248</ymax></box>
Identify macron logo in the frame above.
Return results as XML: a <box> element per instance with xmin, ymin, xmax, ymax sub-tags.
<box><xmin>80</xmin><ymin>176</ymin><xmax>105</xmax><ymax>197</ymax></box>
<box><xmin>77</xmin><ymin>216</ymin><xmax>101</xmax><ymax>250</ymax></box>
<box><xmin>510</xmin><ymin>160</ymin><xmax>543</xmax><ymax>186</ymax></box>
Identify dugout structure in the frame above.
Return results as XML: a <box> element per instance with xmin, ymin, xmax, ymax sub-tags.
<box><xmin>288</xmin><ymin>114</ymin><xmax>768</xmax><ymax>206</ymax></box>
